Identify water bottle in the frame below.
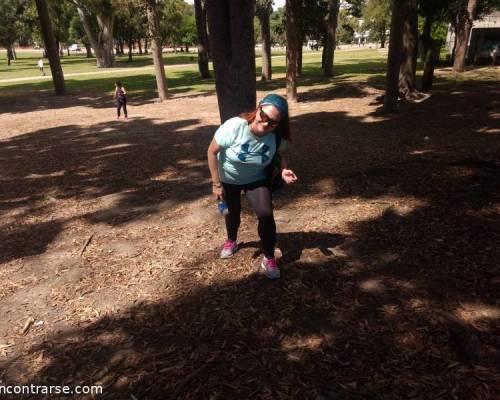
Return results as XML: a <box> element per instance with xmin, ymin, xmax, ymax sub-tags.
<box><xmin>217</xmin><ymin>200</ymin><xmax>229</xmax><ymax>216</ymax></box>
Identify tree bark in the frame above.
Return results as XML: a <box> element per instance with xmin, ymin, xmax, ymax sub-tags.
<box><xmin>84</xmin><ymin>41</ymin><xmax>92</xmax><ymax>57</ymax></box>
<box><xmin>194</xmin><ymin>1</ymin><xmax>211</xmax><ymax>79</ymax></box>
<box><xmin>95</xmin><ymin>11</ymin><xmax>115</xmax><ymax>67</ymax></box>
<box><xmin>206</xmin><ymin>0</ymin><xmax>256</xmax><ymax>122</ymax></box>
<box><xmin>75</xmin><ymin>5</ymin><xmax>104</xmax><ymax>66</ymax></box>
<box><xmin>128</xmin><ymin>36</ymin><xmax>133</xmax><ymax>61</ymax></box>
<box><xmin>144</xmin><ymin>37</ymin><xmax>148</xmax><ymax>53</ymax></box>
<box><xmin>383</xmin><ymin>0</ymin><xmax>405</xmax><ymax>112</ymax></box>
<box><xmin>453</xmin><ymin>0</ymin><xmax>478</xmax><ymax>72</ymax></box>
<box><xmin>146</xmin><ymin>0</ymin><xmax>168</xmax><ymax>101</ymax></box>
<box><xmin>323</xmin><ymin>0</ymin><xmax>339</xmax><ymax>77</ymax></box>
<box><xmin>422</xmin><ymin>39</ymin><xmax>441</xmax><ymax>90</ymax></box>
<box><xmin>321</xmin><ymin>32</ymin><xmax>327</xmax><ymax>69</ymax></box>
<box><xmin>138</xmin><ymin>39</ymin><xmax>143</xmax><ymax>54</ymax></box>
<box><xmin>286</xmin><ymin>0</ymin><xmax>300</xmax><ymax>102</ymax></box>
<box><xmin>257</xmin><ymin>8</ymin><xmax>272</xmax><ymax>81</ymax></box>
<box><xmin>55</xmin><ymin>38</ymin><xmax>61</xmax><ymax>56</ymax></box>
<box><xmin>398</xmin><ymin>0</ymin><xmax>418</xmax><ymax>97</ymax></box>
<box><xmin>421</xmin><ymin>15</ymin><xmax>438</xmax><ymax>90</ymax></box>
<box><xmin>34</xmin><ymin>0</ymin><xmax>66</xmax><ymax>95</ymax></box>
<box><xmin>380</xmin><ymin>26</ymin><xmax>386</xmax><ymax>48</ymax></box>
<box><xmin>297</xmin><ymin>37</ymin><xmax>303</xmax><ymax>76</ymax></box>
<box><xmin>7</xmin><ymin>43</ymin><xmax>14</xmax><ymax>66</ymax></box>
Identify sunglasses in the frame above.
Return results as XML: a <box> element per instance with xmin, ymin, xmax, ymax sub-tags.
<box><xmin>259</xmin><ymin>106</ymin><xmax>280</xmax><ymax>126</ymax></box>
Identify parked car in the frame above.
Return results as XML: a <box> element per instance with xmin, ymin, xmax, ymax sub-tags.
<box><xmin>69</xmin><ymin>44</ymin><xmax>82</xmax><ymax>52</ymax></box>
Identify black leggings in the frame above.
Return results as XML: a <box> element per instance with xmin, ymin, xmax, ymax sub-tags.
<box><xmin>117</xmin><ymin>100</ymin><xmax>127</xmax><ymax>117</ymax></box>
<box><xmin>222</xmin><ymin>180</ymin><xmax>276</xmax><ymax>258</ymax></box>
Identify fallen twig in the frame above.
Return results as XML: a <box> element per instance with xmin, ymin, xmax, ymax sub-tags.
<box><xmin>80</xmin><ymin>233</ymin><xmax>95</xmax><ymax>257</ymax></box>
<box><xmin>21</xmin><ymin>317</ymin><xmax>35</xmax><ymax>335</ymax></box>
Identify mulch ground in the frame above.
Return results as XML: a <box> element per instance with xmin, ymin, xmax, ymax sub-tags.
<box><xmin>0</xmin><ymin>67</ymin><xmax>499</xmax><ymax>400</ymax></box>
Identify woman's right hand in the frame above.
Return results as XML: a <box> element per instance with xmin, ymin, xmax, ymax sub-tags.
<box><xmin>212</xmin><ymin>185</ymin><xmax>223</xmax><ymax>199</ymax></box>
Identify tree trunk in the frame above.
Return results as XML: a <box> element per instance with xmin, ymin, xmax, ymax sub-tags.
<box><xmin>206</xmin><ymin>0</ymin><xmax>256</xmax><ymax>123</ymax></box>
<box><xmin>297</xmin><ymin>37</ymin><xmax>303</xmax><ymax>76</ymax></box>
<box><xmin>258</xmin><ymin>10</ymin><xmax>272</xmax><ymax>81</ymax></box>
<box><xmin>55</xmin><ymin>38</ymin><xmax>61</xmax><ymax>56</ymax></box>
<box><xmin>7</xmin><ymin>43</ymin><xmax>14</xmax><ymax>66</ymax></box>
<box><xmin>84</xmin><ymin>41</ymin><xmax>92</xmax><ymax>57</ymax></box>
<box><xmin>34</xmin><ymin>0</ymin><xmax>66</xmax><ymax>95</ymax></box>
<box><xmin>96</xmin><ymin>11</ymin><xmax>115</xmax><ymax>67</ymax></box>
<box><xmin>421</xmin><ymin>15</ymin><xmax>434</xmax><ymax>90</ymax></box>
<box><xmin>321</xmin><ymin>33</ymin><xmax>327</xmax><ymax>69</ymax></box>
<box><xmin>138</xmin><ymin>39</ymin><xmax>143</xmax><ymax>54</ymax></box>
<box><xmin>76</xmin><ymin>5</ymin><xmax>104</xmax><ymax>66</ymax></box>
<box><xmin>194</xmin><ymin>0</ymin><xmax>211</xmax><ymax>78</ymax></box>
<box><xmin>380</xmin><ymin>26</ymin><xmax>386</xmax><ymax>48</ymax></box>
<box><xmin>323</xmin><ymin>0</ymin><xmax>339</xmax><ymax>77</ymax></box>
<box><xmin>75</xmin><ymin>3</ymin><xmax>101</xmax><ymax>61</ymax></box>
<box><xmin>453</xmin><ymin>0</ymin><xmax>478</xmax><ymax>72</ymax></box>
<box><xmin>286</xmin><ymin>0</ymin><xmax>300</xmax><ymax>102</ymax></box>
<box><xmin>128</xmin><ymin>37</ymin><xmax>133</xmax><ymax>61</ymax></box>
<box><xmin>398</xmin><ymin>0</ymin><xmax>418</xmax><ymax>97</ymax></box>
<box><xmin>67</xmin><ymin>47</ymin><xmax>70</xmax><ymax>56</ymax></box>
<box><xmin>146</xmin><ymin>0</ymin><xmax>168</xmax><ymax>101</ymax></box>
<box><xmin>422</xmin><ymin>39</ymin><xmax>441</xmax><ymax>90</ymax></box>
<box><xmin>144</xmin><ymin>37</ymin><xmax>148</xmax><ymax>53</ymax></box>
<box><xmin>383</xmin><ymin>0</ymin><xmax>405</xmax><ymax>112</ymax></box>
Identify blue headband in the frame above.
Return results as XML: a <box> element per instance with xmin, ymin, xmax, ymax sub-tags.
<box><xmin>259</xmin><ymin>94</ymin><xmax>288</xmax><ymax>118</ymax></box>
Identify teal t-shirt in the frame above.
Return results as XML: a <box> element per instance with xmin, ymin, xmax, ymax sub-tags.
<box><xmin>214</xmin><ymin>117</ymin><xmax>286</xmax><ymax>185</ymax></box>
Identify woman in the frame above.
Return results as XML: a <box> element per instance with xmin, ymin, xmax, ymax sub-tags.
<box><xmin>113</xmin><ymin>81</ymin><xmax>128</xmax><ymax>120</ymax></box>
<box><xmin>207</xmin><ymin>94</ymin><xmax>298</xmax><ymax>279</ymax></box>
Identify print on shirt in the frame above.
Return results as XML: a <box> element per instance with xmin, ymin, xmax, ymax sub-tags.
<box><xmin>237</xmin><ymin>142</ymin><xmax>271</xmax><ymax>163</ymax></box>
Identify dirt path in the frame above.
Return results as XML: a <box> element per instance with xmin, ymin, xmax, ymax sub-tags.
<box><xmin>0</xmin><ymin>71</ymin><xmax>499</xmax><ymax>399</ymax></box>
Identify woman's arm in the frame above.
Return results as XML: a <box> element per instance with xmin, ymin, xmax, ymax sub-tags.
<box><xmin>207</xmin><ymin>138</ymin><xmax>223</xmax><ymax>197</ymax></box>
<box><xmin>279</xmin><ymin>153</ymin><xmax>297</xmax><ymax>184</ymax></box>
<box><xmin>280</xmin><ymin>153</ymin><xmax>288</xmax><ymax>171</ymax></box>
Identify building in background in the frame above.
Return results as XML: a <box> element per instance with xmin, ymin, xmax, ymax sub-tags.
<box><xmin>447</xmin><ymin>11</ymin><xmax>500</xmax><ymax>65</ymax></box>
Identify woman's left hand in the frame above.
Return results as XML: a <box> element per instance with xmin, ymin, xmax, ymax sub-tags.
<box><xmin>281</xmin><ymin>168</ymin><xmax>298</xmax><ymax>184</ymax></box>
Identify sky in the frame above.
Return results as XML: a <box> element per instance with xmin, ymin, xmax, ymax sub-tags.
<box><xmin>184</xmin><ymin>0</ymin><xmax>285</xmax><ymax>10</ymax></box>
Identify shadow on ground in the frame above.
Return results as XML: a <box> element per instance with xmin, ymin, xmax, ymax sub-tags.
<box><xmin>0</xmin><ymin>117</ymin><xmax>217</xmax><ymax>264</ymax></box>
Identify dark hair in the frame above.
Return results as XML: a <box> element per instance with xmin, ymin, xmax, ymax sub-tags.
<box><xmin>240</xmin><ymin>107</ymin><xmax>292</xmax><ymax>142</ymax></box>
<box><xmin>114</xmin><ymin>81</ymin><xmax>122</xmax><ymax>88</ymax></box>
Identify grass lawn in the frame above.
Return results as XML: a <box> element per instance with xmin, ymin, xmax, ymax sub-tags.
<box><xmin>0</xmin><ymin>49</ymin><xmax>288</xmax><ymax>80</ymax></box>
<box><xmin>0</xmin><ymin>49</ymin><xmax>388</xmax><ymax>96</ymax></box>
<box><xmin>1</xmin><ymin>48</ymin><xmax>496</xmax><ymax>99</ymax></box>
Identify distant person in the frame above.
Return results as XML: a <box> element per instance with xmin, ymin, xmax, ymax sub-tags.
<box><xmin>37</xmin><ymin>59</ymin><xmax>45</xmax><ymax>76</ymax></box>
<box><xmin>113</xmin><ymin>81</ymin><xmax>128</xmax><ymax>120</ymax></box>
<box><xmin>491</xmin><ymin>44</ymin><xmax>500</xmax><ymax>66</ymax></box>
<box><xmin>207</xmin><ymin>94</ymin><xmax>298</xmax><ymax>279</ymax></box>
